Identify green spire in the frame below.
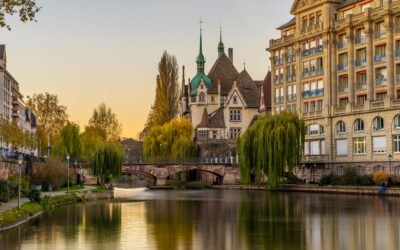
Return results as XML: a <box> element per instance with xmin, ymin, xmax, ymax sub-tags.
<box><xmin>196</xmin><ymin>23</ymin><xmax>205</xmax><ymax>72</ymax></box>
<box><xmin>218</xmin><ymin>26</ymin><xmax>225</xmax><ymax>57</ymax></box>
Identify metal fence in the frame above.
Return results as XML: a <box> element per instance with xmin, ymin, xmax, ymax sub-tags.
<box><xmin>124</xmin><ymin>156</ymin><xmax>239</xmax><ymax>165</ymax></box>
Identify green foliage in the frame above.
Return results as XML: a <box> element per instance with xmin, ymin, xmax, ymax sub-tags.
<box><xmin>0</xmin><ymin>0</ymin><xmax>41</xmax><ymax>30</ymax></box>
<box><xmin>28</xmin><ymin>188</ymin><xmax>41</xmax><ymax>203</ymax></box>
<box><xmin>0</xmin><ymin>118</ymin><xmax>36</xmax><ymax>149</ymax></box>
<box><xmin>0</xmin><ymin>202</ymin><xmax>43</xmax><ymax>227</ymax></box>
<box><xmin>320</xmin><ymin>170</ymin><xmax>374</xmax><ymax>186</ymax></box>
<box><xmin>0</xmin><ymin>180</ymin><xmax>10</xmax><ymax>202</ymax></box>
<box><xmin>56</xmin><ymin>122</ymin><xmax>81</xmax><ymax>159</ymax></box>
<box><xmin>90</xmin><ymin>143</ymin><xmax>124</xmax><ymax>184</ymax></box>
<box><xmin>143</xmin><ymin>118</ymin><xmax>198</xmax><ymax>160</ymax></box>
<box><xmin>237</xmin><ymin>112</ymin><xmax>305</xmax><ymax>189</ymax></box>
<box><xmin>86</xmin><ymin>103</ymin><xmax>122</xmax><ymax>142</ymax></box>
<box><xmin>147</xmin><ymin>51</ymin><xmax>179</xmax><ymax>127</ymax></box>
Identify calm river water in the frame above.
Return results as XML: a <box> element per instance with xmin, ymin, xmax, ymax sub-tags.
<box><xmin>1</xmin><ymin>189</ymin><xmax>400</xmax><ymax>250</ymax></box>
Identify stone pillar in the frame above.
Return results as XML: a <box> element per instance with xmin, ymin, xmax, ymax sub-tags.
<box><xmin>330</xmin><ymin>32</ymin><xmax>338</xmax><ymax>107</ymax></box>
<box><xmin>347</xmin><ymin>17</ymin><xmax>355</xmax><ymax>104</ymax></box>
<box><xmin>386</xmin><ymin>14</ymin><xmax>395</xmax><ymax>99</ymax></box>
<box><xmin>366</xmin><ymin>19</ymin><xmax>374</xmax><ymax>101</ymax></box>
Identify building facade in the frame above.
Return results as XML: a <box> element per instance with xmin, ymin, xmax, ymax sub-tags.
<box><xmin>0</xmin><ymin>45</ymin><xmax>37</xmax><ymax>157</ymax></box>
<box><xmin>269</xmin><ymin>0</ymin><xmax>400</xmax><ymax>181</ymax></box>
<box><xmin>180</xmin><ymin>29</ymin><xmax>266</xmax><ymax>161</ymax></box>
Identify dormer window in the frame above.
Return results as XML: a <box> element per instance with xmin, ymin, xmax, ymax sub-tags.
<box><xmin>233</xmin><ymin>96</ymin><xmax>238</xmax><ymax>104</ymax></box>
<box><xmin>199</xmin><ymin>93</ymin><xmax>206</xmax><ymax>103</ymax></box>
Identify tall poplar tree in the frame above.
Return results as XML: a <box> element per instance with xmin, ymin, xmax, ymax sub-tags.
<box><xmin>147</xmin><ymin>51</ymin><xmax>179</xmax><ymax>127</ymax></box>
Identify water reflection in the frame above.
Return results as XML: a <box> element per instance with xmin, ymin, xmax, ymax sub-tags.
<box><xmin>1</xmin><ymin>191</ymin><xmax>400</xmax><ymax>250</ymax></box>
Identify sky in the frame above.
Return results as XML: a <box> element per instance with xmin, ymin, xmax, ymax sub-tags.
<box><xmin>0</xmin><ymin>0</ymin><xmax>293</xmax><ymax>138</ymax></box>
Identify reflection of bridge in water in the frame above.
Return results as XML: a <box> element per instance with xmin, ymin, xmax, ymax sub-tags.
<box><xmin>122</xmin><ymin>160</ymin><xmax>240</xmax><ymax>186</ymax></box>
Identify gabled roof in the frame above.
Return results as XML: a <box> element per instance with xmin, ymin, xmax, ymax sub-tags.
<box><xmin>236</xmin><ymin>69</ymin><xmax>260</xmax><ymax>108</ymax></box>
<box><xmin>197</xmin><ymin>108</ymin><xmax>209</xmax><ymax>128</ymax></box>
<box><xmin>208</xmin><ymin>53</ymin><xmax>239</xmax><ymax>95</ymax></box>
<box><xmin>208</xmin><ymin>108</ymin><xmax>226</xmax><ymax>128</ymax></box>
<box><xmin>277</xmin><ymin>17</ymin><xmax>296</xmax><ymax>30</ymax></box>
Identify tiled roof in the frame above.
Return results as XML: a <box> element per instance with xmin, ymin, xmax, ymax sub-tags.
<box><xmin>197</xmin><ymin>108</ymin><xmax>209</xmax><ymax>128</ymax></box>
<box><xmin>208</xmin><ymin>54</ymin><xmax>239</xmax><ymax>95</ymax></box>
<box><xmin>338</xmin><ymin>0</ymin><xmax>363</xmax><ymax>9</ymax></box>
<box><xmin>208</xmin><ymin>108</ymin><xmax>226</xmax><ymax>128</ymax></box>
<box><xmin>277</xmin><ymin>17</ymin><xmax>296</xmax><ymax>30</ymax></box>
<box><xmin>236</xmin><ymin>69</ymin><xmax>260</xmax><ymax>108</ymax></box>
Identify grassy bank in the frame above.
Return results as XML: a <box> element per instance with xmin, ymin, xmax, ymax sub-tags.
<box><xmin>0</xmin><ymin>192</ymin><xmax>107</xmax><ymax>229</ymax></box>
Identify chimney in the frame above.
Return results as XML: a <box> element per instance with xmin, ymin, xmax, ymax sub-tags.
<box><xmin>228</xmin><ymin>48</ymin><xmax>233</xmax><ymax>63</ymax></box>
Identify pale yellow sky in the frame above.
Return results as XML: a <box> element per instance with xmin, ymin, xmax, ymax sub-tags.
<box><xmin>0</xmin><ymin>0</ymin><xmax>292</xmax><ymax>138</ymax></box>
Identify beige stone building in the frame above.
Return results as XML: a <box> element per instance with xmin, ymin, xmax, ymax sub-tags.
<box><xmin>268</xmin><ymin>0</ymin><xmax>400</xmax><ymax>181</ymax></box>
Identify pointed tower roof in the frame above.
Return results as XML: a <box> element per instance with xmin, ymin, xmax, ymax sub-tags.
<box><xmin>197</xmin><ymin>108</ymin><xmax>209</xmax><ymax>128</ymax></box>
<box><xmin>218</xmin><ymin>26</ymin><xmax>225</xmax><ymax>57</ymax></box>
<box><xmin>190</xmin><ymin>24</ymin><xmax>212</xmax><ymax>96</ymax></box>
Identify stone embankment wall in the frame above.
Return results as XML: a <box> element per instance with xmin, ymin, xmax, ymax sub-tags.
<box><xmin>0</xmin><ymin>161</ymin><xmax>22</xmax><ymax>180</ymax></box>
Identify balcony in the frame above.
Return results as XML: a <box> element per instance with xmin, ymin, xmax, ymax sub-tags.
<box><xmin>337</xmin><ymin>41</ymin><xmax>348</xmax><ymax>50</ymax></box>
<box><xmin>286</xmin><ymin>54</ymin><xmax>296</xmax><ymax>63</ymax></box>
<box><xmin>301</xmin><ymin>46</ymin><xmax>323</xmax><ymax>57</ymax></box>
<box><xmin>302</xmin><ymin>88</ymin><xmax>324</xmax><ymax>98</ymax></box>
<box><xmin>286</xmin><ymin>75</ymin><xmax>296</xmax><ymax>82</ymax></box>
<box><xmin>337</xmin><ymin>63</ymin><xmax>348</xmax><ymax>71</ymax></box>
<box><xmin>374</xmin><ymin>54</ymin><xmax>386</xmax><ymax>63</ymax></box>
<box><xmin>302</xmin><ymin>155</ymin><xmax>327</xmax><ymax>164</ymax></box>
<box><xmin>395</xmin><ymin>50</ymin><xmax>400</xmax><ymax>58</ymax></box>
<box><xmin>287</xmin><ymin>94</ymin><xmax>297</xmax><ymax>101</ymax></box>
<box><xmin>274</xmin><ymin>96</ymin><xmax>284</xmax><ymax>103</ymax></box>
<box><xmin>374</xmin><ymin>30</ymin><xmax>386</xmax><ymax>40</ymax></box>
<box><xmin>355</xmin><ymin>59</ymin><xmax>366</xmax><ymax>67</ymax></box>
<box><xmin>337</xmin><ymin>84</ymin><xmax>348</xmax><ymax>93</ymax></box>
<box><xmin>375</xmin><ymin>78</ymin><xmax>388</xmax><ymax>87</ymax></box>
<box><xmin>355</xmin><ymin>82</ymin><xmax>367</xmax><ymax>90</ymax></box>
<box><xmin>354</xmin><ymin>35</ymin><xmax>366</xmax><ymax>45</ymax></box>
<box><xmin>274</xmin><ymin>76</ymin><xmax>283</xmax><ymax>84</ymax></box>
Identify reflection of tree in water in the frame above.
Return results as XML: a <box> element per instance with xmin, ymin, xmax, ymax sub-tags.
<box><xmin>238</xmin><ymin>191</ymin><xmax>306</xmax><ymax>249</ymax></box>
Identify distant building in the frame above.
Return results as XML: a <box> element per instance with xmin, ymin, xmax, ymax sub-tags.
<box><xmin>121</xmin><ymin>138</ymin><xmax>143</xmax><ymax>163</ymax></box>
<box><xmin>179</xmin><ymin>28</ymin><xmax>268</xmax><ymax>160</ymax></box>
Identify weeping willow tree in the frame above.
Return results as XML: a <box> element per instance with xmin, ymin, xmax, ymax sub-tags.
<box><xmin>143</xmin><ymin>118</ymin><xmax>198</xmax><ymax>161</ymax></box>
<box><xmin>56</xmin><ymin>122</ymin><xmax>81</xmax><ymax>160</ymax></box>
<box><xmin>237</xmin><ymin>112</ymin><xmax>305</xmax><ymax>189</ymax></box>
<box><xmin>90</xmin><ymin>143</ymin><xmax>124</xmax><ymax>184</ymax></box>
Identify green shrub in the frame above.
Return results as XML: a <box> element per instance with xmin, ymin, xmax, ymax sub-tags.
<box><xmin>320</xmin><ymin>171</ymin><xmax>374</xmax><ymax>187</ymax></box>
<box><xmin>0</xmin><ymin>180</ymin><xmax>10</xmax><ymax>202</ymax></box>
<box><xmin>28</xmin><ymin>188</ymin><xmax>41</xmax><ymax>203</ymax></box>
<box><xmin>31</xmin><ymin>158</ymin><xmax>69</xmax><ymax>191</ymax></box>
<box><xmin>355</xmin><ymin>175</ymin><xmax>374</xmax><ymax>186</ymax></box>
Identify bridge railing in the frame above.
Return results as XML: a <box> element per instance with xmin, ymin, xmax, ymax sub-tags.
<box><xmin>124</xmin><ymin>156</ymin><xmax>239</xmax><ymax>165</ymax></box>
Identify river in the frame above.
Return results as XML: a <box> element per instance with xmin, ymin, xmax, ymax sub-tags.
<box><xmin>1</xmin><ymin>189</ymin><xmax>400</xmax><ymax>250</ymax></box>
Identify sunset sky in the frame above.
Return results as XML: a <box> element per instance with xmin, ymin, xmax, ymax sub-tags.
<box><xmin>0</xmin><ymin>0</ymin><xmax>293</xmax><ymax>138</ymax></box>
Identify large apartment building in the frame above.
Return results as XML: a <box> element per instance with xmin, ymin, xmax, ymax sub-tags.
<box><xmin>268</xmin><ymin>0</ymin><xmax>400</xmax><ymax>181</ymax></box>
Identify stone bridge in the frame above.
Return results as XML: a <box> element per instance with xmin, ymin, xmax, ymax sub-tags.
<box><xmin>122</xmin><ymin>163</ymin><xmax>240</xmax><ymax>186</ymax></box>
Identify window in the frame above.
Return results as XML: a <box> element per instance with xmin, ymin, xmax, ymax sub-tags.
<box><xmin>220</xmin><ymin>96</ymin><xmax>227</xmax><ymax>106</ymax></box>
<box><xmin>230</xmin><ymin>109</ymin><xmax>241</xmax><ymax>122</ymax></box>
<box><xmin>304</xmin><ymin>141</ymin><xmax>309</xmax><ymax>155</ymax></box>
<box><xmin>211</xmin><ymin>96</ymin><xmax>215</xmax><ymax>103</ymax></box>
<box><xmin>198</xmin><ymin>130</ymin><xmax>208</xmax><ymax>139</ymax></box>
<box><xmin>354</xmin><ymin>137</ymin><xmax>366</xmax><ymax>155</ymax></box>
<box><xmin>373</xmin><ymin>136</ymin><xmax>387</xmax><ymax>153</ymax></box>
<box><xmin>395</xmin><ymin>115</ymin><xmax>400</xmax><ymax>129</ymax></box>
<box><xmin>199</xmin><ymin>93</ymin><xmax>206</xmax><ymax>103</ymax></box>
<box><xmin>356</xmin><ymin>95</ymin><xmax>367</xmax><ymax>106</ymax></box>
<box><xmin>316</xmin><ymin>100</ymin><xmax>323</xmax><ymax>111</ymax></box>
<box><xmin>230</xmin><ymin>128</ymin><xmax>241</xmax><ymax>139</ymax></box>
<box><xmin>395</xmin><ymin>166</ymin><xmax>400</xmax><ymax>175</ymax></box>
<box><xmin>303</xmin><ymin>102</ymin><xmax>309</xmax><ymax>113</ymax></box>
<box><xmin>394</xmin><ymin>135</ymin><xmax>400</xmax><ymax>153</ymax></box>
<box><xmin>337</xmin><ymin>166</ymin><xmax>344</xmax><ymax>176</ymax></box>
<box><xmin>339</xmin><ymin>98</ymin><xmax>348</xmax><ymax>108</ymax></box>
<box><xmin>212</xmin><ymin>130</ymin><xmax>218</xmax><ymax>139</ymax></box>
<box><xmin>373</xmin><ymin>117</ymin><xmax>384</xmax><ymax>131</ymax></box>
<box><xmin>354</xmin><ymin>119</ymin><xmax>365</xmax><ymax>132</ymax></box>
<box><xmin>336</xmin><ymin>139</ymin><xmax>348</xmax><ymax>156</ymax></box>
<box><xmin>336</xmin><ymin>121</ymin><xmax>346</xmax><ymax>133</ymax></box>
<box><xmin>374</xmin><ymin>165</ymin><xmax>385</xmax><ymax>173</ymax></box>
<box><xmin>233</xmin><ymin>96</ymin><xmax>238</xmax><ymax>104</ymax></box>
<box><xmin>310</xmin><ymin>140</ymin><xmax>320</xmax><ymax>155</ymax></box>
<box><xmin>309</xmin><ymin>124</ymin><xmax>320</xmax><ymax>136</ymax></box>
<box><xmin>356</xmin><ymin>166</ymin><xmax>364</xmax><ymax>175</ymax></box>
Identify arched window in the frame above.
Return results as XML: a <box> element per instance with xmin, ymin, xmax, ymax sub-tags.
<box><xmin>394</xmin><ymin>115</ymin><xmax>400</xmax><ymax>129</ymax></box>
<box><xmin>354</xmin><ymin>119</ymin><xmax>364</xmax><ymax>132</ymax></box>
<box><xmin>337</xmin><ymin>166</ymin><xmax>344</xmax><ymax>175</ymax></box>
<box><xmin>309</xmin><ymin>124</ymin><xmax>321</xmax><ymax>135</ymax></box>
<box><xmin>336</xmin><ymin>121</ymin><xmax>346</xmax><ymax>133</ymax></box>
<box><xmin>373</xmin><ymin>165</ymin><xmax>385</xmax><ymax>173</ymax></box>
<box><xmin>373</xmin><ymin>117</ymin><xmax>384</xmax><ymax>131</ymax></box>
<box><xmin>356</xmin><ymin>166</ymin><xmax>364</xmax><ymax>175</ymax></box>
<box><xmin>199</xmin><ymin>93</ymin><xmax>206</xmax><ymax>103</ymax></box>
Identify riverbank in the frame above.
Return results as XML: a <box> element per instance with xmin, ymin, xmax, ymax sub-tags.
<box><xmin>0</xmin><ymin>190</ymin><xmax>113</xmax><ymax>231</ymax></box>
<box><xmin>212</xmin><ymin>184</ymin><xmax>400</xmax><ymax>196</ymax></box>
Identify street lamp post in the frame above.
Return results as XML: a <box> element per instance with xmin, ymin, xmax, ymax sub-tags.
<box><xmin>66</xmin><ymin>154</ymin><xmax>70</xmax><ymax>193</ymax></box>
<box><xmin>17</xmin><ymin>155</ymin><xmax>23</xmax><ymax>210</ymax></box>
<box><xmin>389</xmin><ymin>153</ymin><xmax>393</xmax><ymax>175</ymax></box>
